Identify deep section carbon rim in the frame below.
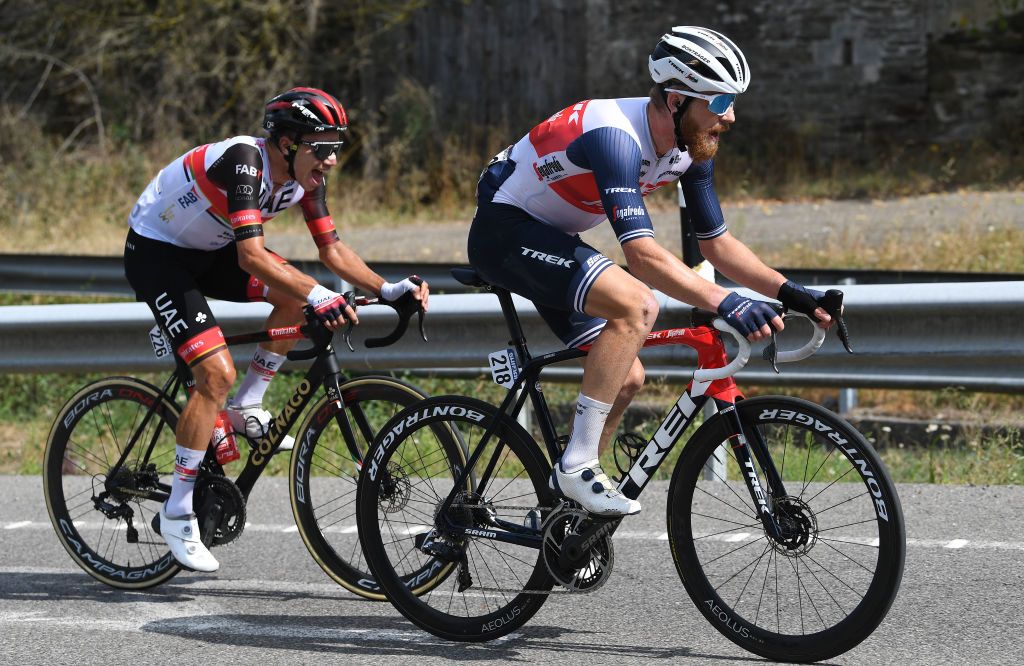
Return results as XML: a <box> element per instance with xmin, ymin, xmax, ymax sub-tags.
<box><xmin>358</xmin><ymin>396</ymin><xmax>554</xmax><ymax>640</ymax></box>
<box><xmin>290</xmin><ymin>377</ymin><xmax>460</xmax><ymax>600</ymax></box>
<box><xmin>669</xmin><ymin>396</ymin><xmax>905</xmax><ymax>662</ymax></box>
<box><xmin>43</xmin><ymin>378</ymin><xmax>181</xmax><ymax>589</ymax></box>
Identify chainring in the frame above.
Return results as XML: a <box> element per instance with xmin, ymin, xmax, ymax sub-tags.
<box><xmin>540</xmin><ymin>502</ymin><xmax>614</xmax><ymax>593</ymax></box>
<box><xmin>194</xmin><ymin>474</ymin><xmax>246</xmax><ymax>546</ymax></box>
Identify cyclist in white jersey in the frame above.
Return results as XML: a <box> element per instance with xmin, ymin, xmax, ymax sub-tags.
<box><xmin>124</xmin><ymin>87</ymin><xmax>428</xmax><ymax>571</ymax></box>
<box><xmin>469</xmin><ymin>27</ymin><xmax>833</xmax><ymax>516</ymax></box>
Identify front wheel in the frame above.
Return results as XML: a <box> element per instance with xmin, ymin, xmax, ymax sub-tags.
<box><xmin>667</xmin><ymin>396</ymin><xmax>905</xmax><ymax>663</ymax></box>
<box><xmin>289</xmin><ymin>376</ymin><xmax>464</xmax><ymax>600</ymax></box>
<box><xmin>43</xmin><ymin>377</ymin><xmax>182</xmax><ymax>589</ymax></box>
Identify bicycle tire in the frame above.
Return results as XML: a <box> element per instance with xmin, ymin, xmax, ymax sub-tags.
<box><xmin>43</xmin><ymin>377</ymin><xmax>183</xmax><ymax>589</ymax></box>
<box><xmin>357</xmin><ymin>395</ymin><xmax>555</xmax><ymax>640</ymax></box>
<box><xmin>289</xmin><ymin>376</ymin><xmax>465</xmax><ymax>600</ymax></box>
<box><xmin>667</xmin><ymin>396</ymin><xmax>905</xmax><ymax>662</ymax></box>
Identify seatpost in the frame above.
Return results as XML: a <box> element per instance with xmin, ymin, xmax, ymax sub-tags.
<box><xmin>494</xmin><ymin>288</ymin><xmax>532</xmax><ymax>362</ymax></box>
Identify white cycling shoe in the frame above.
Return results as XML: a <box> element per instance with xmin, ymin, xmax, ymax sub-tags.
<box><xmin>549</xmin><ymin>459</ymin><xmax>641</xmax><ymax>517</ymax></box>
<box><xmin>158</xmin><ymin>504</ymin><xmax>219</xmax><ymax>573</ymax></box>
<box><xmin>226</xmin><ymin>401</ymin><xmax>293</xmax><ymax>451</ymax></box>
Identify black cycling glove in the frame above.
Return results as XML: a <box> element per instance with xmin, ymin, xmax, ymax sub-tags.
<box><xmin>777</xmin><ymin>280</ymin><xmax>826</xmax><ymax>319</ymax></box>
<box><xmin>717</xmin><ymin>292</ymin><xmax>779</xmax><ymax>338</ymax></box>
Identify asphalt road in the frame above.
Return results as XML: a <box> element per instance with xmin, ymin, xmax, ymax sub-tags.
<box><xmin>2</xmin><ymin>476</ymin><xmax>1023</xmax><ymax>665</ymax></box>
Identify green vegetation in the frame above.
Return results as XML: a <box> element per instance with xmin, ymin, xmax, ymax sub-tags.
<box><xmin>4</xmin><ymin>366</ymin><xmax>1022</xmax><ymax>485</ymax></box>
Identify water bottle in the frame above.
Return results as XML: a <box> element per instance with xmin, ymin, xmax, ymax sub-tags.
<box><xmin>212</xmin><ymin>411</ymin><xmax>241</xmax><ymax>464</ymax></box>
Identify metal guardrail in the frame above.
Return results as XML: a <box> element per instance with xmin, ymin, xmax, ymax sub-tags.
<box><xmin>1</xmin><ymin>282</ymin><xmax>1022</xmax><ymax>392</ymax></box>
<box><xmin>2</xmin><ymin>253</ymin><xmax>1022</xmax><ymax>296</ymax></box>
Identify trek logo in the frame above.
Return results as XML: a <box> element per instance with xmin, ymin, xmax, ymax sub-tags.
<box><xmin>613</xmin><ymin>205</ymin><xmax>645</xmax><ymax>221</ymax></box>
<box><xmin>154</xmin><ymin>292</ymin><xmax>189</xmax><ymax>336</ymax></box>
<box><xmin>621</xmin><ymin>378</ymin><xmax>710</xmax><ymax>489</ymax></box>
<box><xmin>758</xmin><ymin>408</ymin><xmax>890</xmax><ymax>522</ymax></box>
<box><xmin>533</xmin><ymin>158</ymin><xmax>565</xmax><ymax>180</ymax></box>
<box><xmin>520</xmin><ymin>246</ymin><xmax>575</xmax><ymax>268</ymax></box>
<box><xmin>604</xmin><ymin>187</ymin><xmax>636</xmax><ymax>194</ymax></box>
<box><xmin>235</xmin><ymin>164</ymin><xmax>259</xmax><ymax>177</ymax></box>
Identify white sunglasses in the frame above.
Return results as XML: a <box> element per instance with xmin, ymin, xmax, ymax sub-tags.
<box><xmin>664</xmin><ymin>88</ymin><xmax>736</xmax><ymax>116</ymax></box>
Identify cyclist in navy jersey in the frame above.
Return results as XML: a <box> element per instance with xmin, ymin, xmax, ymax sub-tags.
<box><xmin>124</xmin><ymin>87</ymin><xmax>428</xmax><ymax>571</ymax></box>
<box><xmin>468</xmin><ymin>27</ymin><xmax>833</xmax><ymax>517</ymax></box>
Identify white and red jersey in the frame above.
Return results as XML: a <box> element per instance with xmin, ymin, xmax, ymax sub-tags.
<box><xmin>128</xmin><ymin>136</ymin><xmax>338</xmax><ymax>250</ymax></box>
<box><xmin>486</xmin><ymin>97</ymin><xmax>727</xmax><ymax>245</ymax></box>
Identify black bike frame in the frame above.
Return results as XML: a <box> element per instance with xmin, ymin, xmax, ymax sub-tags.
<box><xmin>436</xmin><ymin>286</ymin><xmax>790</xmax><ymax>547</ymax></box>
<box><xmin>104</xmin><ymin>317</ymin><xmax>370</xmax><ymax>503</ymax></box>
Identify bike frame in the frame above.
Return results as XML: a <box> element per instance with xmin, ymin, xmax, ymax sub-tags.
<box><xmin>103</xmin><ymin>318</ymin><xmax>371</xmax><ymax>503</ymax></box>
<box><xmin>436</xmin><ymin>288</ymin><xmax>791</xmax><ymax>547</ymax></box>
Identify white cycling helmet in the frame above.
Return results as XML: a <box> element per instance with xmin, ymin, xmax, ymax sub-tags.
<box><xmin>649</xmin><ymin>26</ymin><xmax>750</xmax><ymax>94</ymax></box>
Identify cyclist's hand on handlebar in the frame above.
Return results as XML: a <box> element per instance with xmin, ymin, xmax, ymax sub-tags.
<box><xmin>381</xmin><ymin>275</ymin><xmax>429</xmax><ymax>311</ymax></box>
<box><xmin>778</xmin><ymin>280</ymin><xmax>835</xmax><ymax>329</ymax></box>
<box><xmin>306</xmin><ymin>284</ymin><xmax>357</xmax><ymax>330</ymax></box>
<box><xmin>717</xmin><ymin>292</ymin><xmax>784</xmax><ymax>342</ymax></box>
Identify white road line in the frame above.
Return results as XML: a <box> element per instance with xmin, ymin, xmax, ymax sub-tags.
<box><xmin>7</xmin><ymin>519</ymin><xmax>1023</xmax><ymax>552</ymax></box>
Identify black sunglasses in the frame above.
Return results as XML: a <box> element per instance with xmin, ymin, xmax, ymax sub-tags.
<box><xmin>297</xmin><ymin>140</ymin><xmax>344</xmax><ymax>161</ymax></box>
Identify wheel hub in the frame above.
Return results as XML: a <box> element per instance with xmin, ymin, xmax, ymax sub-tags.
<box><xmin>771</xmin><ymin>495</ymin><xmax>818</xmax><ymax>556</ymax></box>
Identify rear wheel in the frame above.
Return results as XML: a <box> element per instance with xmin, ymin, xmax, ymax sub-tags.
<box><xmin>43</xmin><ymin>377</ymin><xmax>182</xmax><ymax>589</ymax></box>
<box><xmin>668</xmin><ymin>396</ymin><xmax>905</xmax><ymax>662</ymax></box>
<box><xmin>357</xmin><ymin>396</ymin><xmax>555</xmax><ymax>640</ymax></box>
<box><xmin>289</xmin><ymin>376</ymin><xmax>464</xmax><ymax>600</ymax></box>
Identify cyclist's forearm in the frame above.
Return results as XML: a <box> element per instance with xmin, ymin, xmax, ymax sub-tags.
<box><xmin>238</xmin><ymin>247</ymin><xmax>317</xmax><ymax>302</ymax></box>
<box><xmin>624</xmin><ymin>240</ymin><xmax>729</xmax><ymax>311</ymax></box>
<box><xmin>700</xmin><ymin>233</ymin><xmax>785</xmax><ymax>298</ymax></box>
<box><xmin>319</xmin><ymin>242</ymin><xmax>385</xmax><ymax>295</ymax></box>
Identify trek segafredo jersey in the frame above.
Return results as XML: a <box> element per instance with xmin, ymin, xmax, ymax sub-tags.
<box><xmin>488</xmin><ymin>97</ymin><xmax>727</xmax><ymax>244</ymax></box>
<box><xmin>128</xmin><ymin>136</ymin><xmax>339</xmax><ymax>250</ymax></box>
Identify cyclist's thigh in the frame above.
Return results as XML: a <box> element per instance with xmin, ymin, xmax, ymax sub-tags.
<box><xmin>124</xmin><ymin>231</ymin><xmax>228</xmax><ymax>367</ymax></box>
<box><xmin>469</xmin><ymin>204</ymin><xmax>615</xmax><ymax>313</ymax></box>
<box><xmin>196</xmin><ymin>242</ymin><xmax>289</xmax><ymax>303</ymax></box>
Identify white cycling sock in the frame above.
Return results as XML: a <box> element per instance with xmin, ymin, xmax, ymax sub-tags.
<box><xmin>166</xmin><ymin>445</ymin><xmax>205</xmax><ymax>517</ymax></box>
<box><xmin>231</xmin><ymin>347</ymin><xmax>286</xmax><ymax>407</ymax></box>
<box><xmin>560</xmin><ymin>393</ymin><xmax>612</xmax><ymax>472</ymax></box>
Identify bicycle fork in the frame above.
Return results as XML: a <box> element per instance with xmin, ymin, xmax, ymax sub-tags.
<box><xmin>716</xmin><ymin>401</ymin><xmax>788</xmax><ymax>542</ymax></box>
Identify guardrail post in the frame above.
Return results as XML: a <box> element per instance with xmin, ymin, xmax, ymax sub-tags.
<box><xmin>838</xmin><ymin>277</ymin><xmax>858</xmax><ymax>416</ymax></box>
<box><xmin>679</xmin><ymin>182</ymin><xmax>728</xmax><ymax>482</ymax></box>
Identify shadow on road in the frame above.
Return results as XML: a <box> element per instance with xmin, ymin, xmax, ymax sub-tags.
<box><xmin>139</xmin><ymin>612</ymin><xmax>729</xmax><ymax>661</ymax></box>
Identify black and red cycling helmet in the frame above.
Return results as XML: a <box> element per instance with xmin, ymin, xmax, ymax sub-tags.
<box><xmin>263</xmin><ymin>87</ymin><xmax>348</xmax><ymax>136</ymax></box>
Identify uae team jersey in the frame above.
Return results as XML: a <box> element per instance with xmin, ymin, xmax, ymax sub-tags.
<box><xmin>128</xmin><ymin>136</ymin><xmax>339</xmax><ymax>250</ymax></box>
<box><xmin>489</xmin><ymin>97</ymin><xmax>727</xmax><ymax>244</ymax></box>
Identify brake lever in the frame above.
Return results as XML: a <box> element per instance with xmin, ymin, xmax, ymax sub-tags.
<box><xmin>819</xmin><ymin>289</ymin><xmax>853</xmax><ymax>353</ymax></box>
<box><xmin>762</xmin><ymin>329</ymin><xmax>780</xmax><ymax>373</ymax></box>
<box><xmin>341</xmin><ymin>291</ymin><xmax>358</xmax><ymax>352</ymax></box>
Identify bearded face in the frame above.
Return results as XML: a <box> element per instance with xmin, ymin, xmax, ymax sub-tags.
<box><xmin>677</xmin><ymin>101</ymin><xmax>731</xmax><ymax>162</ymax></box>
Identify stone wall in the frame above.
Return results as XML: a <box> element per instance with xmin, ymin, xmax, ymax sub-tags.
<box><xmin>364</xmin><ymin>0</ymin><xmax>1023</xmax><ymax>157</ymax></box>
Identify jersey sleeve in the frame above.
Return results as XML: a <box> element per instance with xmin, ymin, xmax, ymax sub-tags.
<box><xmin>299</xmin><ymin>182</ymin><xmax>340</xmax><ymax>248</ymax></box>
<box><xmin>206</xmin><ymin>143</ymin><xmax>265</xmax><ymax>242</ymax></box>
<box><xmin>566</xmin><ymin>127</ymin><xmax>654</xmax><ymax>246</ymax></box>
<box><xmin>679</xmin><ymin>159</ymin><xmax>727</xmax><ymax>240</ymax></box>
